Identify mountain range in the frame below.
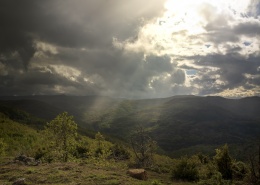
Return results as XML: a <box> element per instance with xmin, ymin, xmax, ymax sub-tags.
<box><xmin>0</xmin><ymin>95</ymin><xmax>259</xmax><ymax>158</ymax></box>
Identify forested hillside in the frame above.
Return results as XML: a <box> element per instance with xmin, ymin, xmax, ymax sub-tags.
<box><xmin>0</xmin><ymin>95</ymin><xmax>259</xmax><ymax>158</ymax></box>
<box><xmin>0</xmin><ymin>102</ymin><xmax>259</xmax><ymax>185</ymax></box>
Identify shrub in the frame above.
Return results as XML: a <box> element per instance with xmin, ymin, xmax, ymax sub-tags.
<box><xmin>71</xmin><ymin>136</ymin><xmax>90</xmax><ymax>158</ymax></box>
<box><xmin>110</xmin><ymin>144</ymin><xmax>130</xmax><ymax>160</ymax></box>
<box><xmin>87</xmin><ymin>132</ymin><xmax>112</xmax><ymax>160</ymax></box>
<box><xmin>74</xmin><ymin>144</ymin><xmax>89</xmax><ymax>158</ymax></box>
<box><xmin>232</xmin><ymin>161</ymin><xmax>249</xmax><ymax>181</ymax></box>
<box><xmin>151</xmin><ymin>179</ymin><xmax>162</xmax><ymax>185</ymax></box>
<box><xmin>171</xmin><ymin>157</ymin><xmax>199</xmax><ymax>182</ymax></box>
<box><xmin>151</xmin><ymin>155</ymin><xmax>174</xmax><ymax>173</ymax></box>
<box><xmin>198</xmin><ymin>172</ymin><xmax>232</xmax><ymax>185</ymax></box>
<box><xmin>213</xmin><ymin>144</ymin><xmax>233</xmax><ymax>180</ymax></box>
<box><xmin>198</xmin><ymin>153</ymin><xmax>209</xmax><ymax>164</ymax></box>
<box><xmin>34</xmin><ymin>147</ymin><xmax>47</xmax><ymax>160</ymax></box>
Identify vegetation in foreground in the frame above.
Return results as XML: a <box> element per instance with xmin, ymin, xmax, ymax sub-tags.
<box><xmin>0</xmin><ymin>112</ymin><xmax>259</xmax><ymax>185</ymax></box>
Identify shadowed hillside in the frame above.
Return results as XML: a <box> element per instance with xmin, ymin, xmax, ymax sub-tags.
<box><xmin>0</xmin><ymin>95</ymin><xmax>259</xmax><ymax>157</ymax></box>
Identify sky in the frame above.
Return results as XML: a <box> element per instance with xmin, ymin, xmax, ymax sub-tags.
<box><xmin>0</xmin><ymin>0</ymin><xmax>260</xmax><ymax>98</ymax></box>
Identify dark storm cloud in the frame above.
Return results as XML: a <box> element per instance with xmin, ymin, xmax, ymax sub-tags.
<box><xmin>149</xmin><ymin>68</ymin><xmax>188</xmax><ymax>98</ymax></box>
<box><xmin>187</xmin><ymin>53</ymin><xmax>260</xmax><ymax>95</ymax></box>
<box><xmin>234</xmin><ymin>21</ymin><xmax>260</xmax><ymax>36</ymax></box>
<box><xmin>0</xmin><ymin>0</ymin><xmax>38</xmax><ymax>69</ymax></box>
<box><xmin>77</xmin><ymin>51</ymin><xmax>174</xmax><ymax>97</ymax></box>
<box><xmin>1</xmin><ymin>43</ymin><xmax>175</xmax><ymax>97</ymax></box>
<box><xmin>0</xmin><ymin>0</ymin><xmax>169</xmax><ymax>97</ymax></box>
<box><xmin>0</xmin><ymin>0</ymin><xmax>166</xmax><ymax>69</ymax></box>
<box><xmin>203</xmin><ymin>20</ymin><xmax>260</xmax><ymax>44</ymax></box>
<box><xmin>1</xmin><ymin>0</ymin><xmax>259</xmax><ymax>98</ymax></box>
<box><xmin>145</xmin><ymin>55</ymin><xmax>172</xmax><ymax>73</ymax></box>
<box><xmin>0</xmin><ymin>66</ymin><xmax>99</xmax><ymax>96</ymax></box>
<box><xmin>192</xmin><ymin>68</ymin><xmax>225</xmax><ymax>95</ymax></box>
<box><xmin>171</xmin><ymin>69</ymin><xmax>186</xmax><ymax>85</ymax></box>
<box><xmin>41</xmin><ymin>45</ymin><xmax>173</xmax><ymax>93</ymax></box>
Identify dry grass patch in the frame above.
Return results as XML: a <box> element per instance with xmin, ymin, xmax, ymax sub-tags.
<box><xmin>0</xmin><ymin>160</ymin><xmax>194</xmax><ymax>185</ymax></box>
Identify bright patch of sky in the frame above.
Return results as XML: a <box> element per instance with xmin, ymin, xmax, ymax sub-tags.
<box><xmin>113</xmin><ymin>0</ymin><xmax>260</xmax><ymax>97</ymax></box>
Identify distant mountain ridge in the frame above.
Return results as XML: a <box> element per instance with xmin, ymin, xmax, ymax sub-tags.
<box><xmin>0</xmin><ymin>95</ymin><xmax>259</xmax><ymax>157</ymax></box>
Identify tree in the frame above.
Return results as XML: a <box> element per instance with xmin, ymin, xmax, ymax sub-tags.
<box><xmin>45</xmin><ymin>112</ymin><xmax>77</xmax><ymax>162</ymax></box>
<box><xmin>213</xmin><ymin>144</ymin><xmax>233</xmax><ymax>180</ymax></box>
<box><xmin>130</xmin><ymin>125</ymin><xmax>157</xmax><ymax>168</ymax></box>
<box><xmin>94</xmin><ymin>132</ymin><xmax>106</xmax><ymax>157</ymax></box>
<box><xmin>95</xmin><ymin>132</ymin><xmax>105</xmax><ymax>149</ymax></box>
<box><xmin>87</xmin><ymin>132</ymin><xmax>112</xmax><ymax>160</ymax></box>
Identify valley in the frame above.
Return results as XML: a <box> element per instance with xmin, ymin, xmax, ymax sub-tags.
<box><xmin>0</xmin><ymin>95</ymin><xmax>259</xmax><ymax>158</ymax></box>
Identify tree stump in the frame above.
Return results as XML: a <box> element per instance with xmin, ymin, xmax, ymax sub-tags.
<box><xmin>127</xmin><ymin>169</ymin><xmax>148</xmax><ymax>180</ymax></box>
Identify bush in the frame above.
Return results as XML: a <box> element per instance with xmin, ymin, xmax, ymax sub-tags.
<box><xmin>87</xmin><ymin>132</ymin><xmax>113</xmax><ymax>160</ymax></box>
<box><xmin>74</xmin><ymin>144</ymin><xmax>89</xmax><ymax>158</ymax></box>
<box><xmin>198</xmin><ymin>172</ymin><xmax>232</xmax><ymax>185</ymax></box>
<box><xmin>34</xmin><ymin>147</ymin><xmax>47</xmax><ymax>160</ymax></box>
<box><xmin>232</xmin><ymin>161</ymin><xmax>249</xmax><ymax>181</ymax></box>
<box><xmin>213</xmin><ymin>144</ymin><xmax>233</xmax><ymax>180</ymax></box>
<box><xmin>198</xmin><ymin>153</ymin><xmax>209</xmax><ymax>164</ymax></box>
<box><xmin>110</xmin><ymin>144</ymin><xmax>130</xmax><ymax>160</ymax></box>
<box><xmin>151</xmin><ymin>179</ymin><xmax>162</xmax><ymax>185</ymax></box>
<box><xmin>171</xmin><ymin>157</ymin><xmax>199</xmax><ymax>182</ymax></box>
<box><xmin>35</xmin><ymin>145</ymin><xmax>64</xmax><ymax>163</ymax></box>
<box><xmin>150</xmin><ymin>154</ymin><xmax>174</xmax><ymax>173</ymax></box>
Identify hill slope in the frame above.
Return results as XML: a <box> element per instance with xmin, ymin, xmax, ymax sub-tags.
<box><xmin>0</xmin><ymin>95</ymin><xmax>259</xmax><ymax>157</ymax></box>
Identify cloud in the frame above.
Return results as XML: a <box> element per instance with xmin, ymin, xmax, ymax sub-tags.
<box><xmin>0</xmin><ymin>0</ymin><xmax>166</xmax><ymax>68</ymax></box>
<box><xmin>113</xmin><ymin>0</ymin><xmax>260</xmax><ymax>97</ymax></box>
<box><xmin>186</xmin><ymin>53</ymin><xmax>260</xmax><ymax>95</ymax></box>
<box><xmin>0</xmin><ymin>0</ymin><xmax>259</xmax><ymax>98</ymax></box>
<box><xmin>234</xmin><ymin>20</ymin><xmax>260</xmax><ymax>36</ymax></box>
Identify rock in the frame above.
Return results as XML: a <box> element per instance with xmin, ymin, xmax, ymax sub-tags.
<box><xmin>15</xmin><ymin>155</ymin><xmax>27</xmax><ymax>162</ymax></box>
<box><xmin>12</xmin><ymin>178</ymin><xmax>26</xmax><ymax>185</ymax></box>
<box><xmin>127</xmin><ymin>169</ymin><xmax>148</xmax><ymax>180</ymax></box>
<box><xmin>14</xmin><ymin>155</ymin><xmax>39</xmax><ymax>166</ymax></box>
<box><xmin>24</xmin><ymin>157</ymin><xmax>35</xmax><ymax>165</ymax></box>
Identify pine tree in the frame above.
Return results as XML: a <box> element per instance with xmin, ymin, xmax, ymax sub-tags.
<box><xmin>45</xmin><ymin>112</ymin><xmax>77</xmax><ymax>162</ymax></box>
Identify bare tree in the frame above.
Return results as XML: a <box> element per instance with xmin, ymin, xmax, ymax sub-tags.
<box><xmin>130</xmin><ymin>125</ymin><xmax>157</xmax><ymax>168</ymax></box>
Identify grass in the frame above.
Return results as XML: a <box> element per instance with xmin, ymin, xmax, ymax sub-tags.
<box><xmin>0</xmin><ymin>159</ymin><xmax>195</xmax><ymax>185</ymax></box>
